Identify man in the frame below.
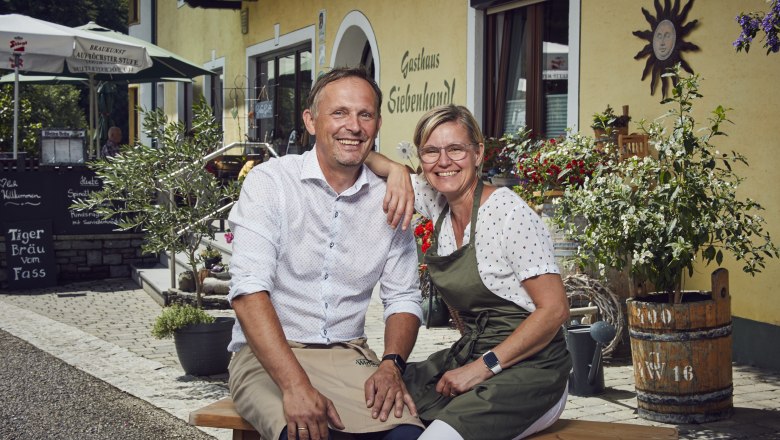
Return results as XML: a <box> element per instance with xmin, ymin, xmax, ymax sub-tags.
<box><xmin>227</xmin><ymin>67</ymin><xmax>424</xmax><ymax>440</ymax></box>
<box><xmin>101</xmin><ymin>126</ymin><xmax>122</xmax><ymax>158</ymax></box>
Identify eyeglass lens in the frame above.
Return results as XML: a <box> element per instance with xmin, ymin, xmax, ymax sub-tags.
<box><xmin>419</xmin><ymin>144</ymin><xmax>471</xmax><ymax>163</ymax></box>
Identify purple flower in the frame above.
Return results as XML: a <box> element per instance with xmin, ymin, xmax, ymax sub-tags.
<box><xmin>224</xmin><ymin>231</ymin><xmax>234</xmax><ymax>244</ymax></box>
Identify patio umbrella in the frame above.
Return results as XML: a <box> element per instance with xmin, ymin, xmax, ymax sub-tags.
<box><xmin>0</xmin><ymin>14</ymin><xmax>153</xmax><ymax>159</ymax></box>
<box><xmin>74</xmin><ymin>22</ymin><xmax>213</xmax><ymax>81</ymax></box>
<box><xmin>20</xmin><ymin>22</ymin><xmax>213</xmax><ymax>155</ymax></box>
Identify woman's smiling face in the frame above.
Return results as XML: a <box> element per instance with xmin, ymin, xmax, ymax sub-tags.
<box><xmin>419</xmin><ymin>121</ymin><xmax>483</xmax><ymax>197</ymax></box>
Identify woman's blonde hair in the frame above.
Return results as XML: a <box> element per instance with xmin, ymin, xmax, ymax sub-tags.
<box><xmin>412</xmin><ymin>104</ymin><xmax>485</xmax><ymax>149</ymax></box>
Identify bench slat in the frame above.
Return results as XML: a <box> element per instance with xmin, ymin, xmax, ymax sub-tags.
<box><xmin>190</xmin><ymin>398</ymin><xmax>678</xmax><ymax>440</ymax></box>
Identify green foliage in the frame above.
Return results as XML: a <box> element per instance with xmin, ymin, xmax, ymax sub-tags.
<box><xmin>0</xmin><ymin>85</ymin><xmax>40</xmax><ymax>155</ymax></box>
<box><xmin>0</xmin><ymin>0</ymin><xmax>129</xmax><ymax>32</ymax></box>
<box><xmin>555</xmin><ymin>66</ymin><xmax>779</xmax><ymax>298</ymax></box>
<box><xmin>482</xmin><ymin>127</ymin><xmax>533</xmax><ymax>177</ymax></box>
<box><xmin>151</xmin><ymin>304</ymin><xmax>215</xmax><ymax>339</ymax></box>
<box><xmin>70</xmin><ymin>99</ymin><xmax>240</xmax><ymax>306</ymax></box>
<box><xmin>590</xmin><ymin>105</ymin><xmax>631</xmax><ymax>130</ymax></box>
<box><xmin>0</xmin><ymin>84</ymin><xmax>87</xmax><ymax>156</ymax></box>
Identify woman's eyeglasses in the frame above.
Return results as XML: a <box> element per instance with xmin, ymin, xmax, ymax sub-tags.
<box><xmin>419</xmin><ymin>143</ymin><xmax>475</xmax><ymax>164</ymax></box>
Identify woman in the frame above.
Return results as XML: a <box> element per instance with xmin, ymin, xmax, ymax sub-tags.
<box><xmin>367</xmin><ymin>104</ymin><xmax>571</xmax><ymax>440</ymax></box>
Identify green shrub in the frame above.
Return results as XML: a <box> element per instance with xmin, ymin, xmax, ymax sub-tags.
<box><xmin>151</xmin><ymin>304</ymin><xmax>215</xmax><ymax>339</ymax></box>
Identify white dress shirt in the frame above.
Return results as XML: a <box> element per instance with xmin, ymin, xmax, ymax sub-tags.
<box><xmin>227</xmin><ymin>149</ymin><xmax>423</xmax><ymax>351</ymax></box>
<box><xmin>413</xmin><ymin>175</ymin><xmax>560</xmax><ymax>312</ymax></box>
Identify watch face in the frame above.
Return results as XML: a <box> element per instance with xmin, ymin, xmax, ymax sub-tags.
<box><xmin>483</xmin><ymin>351</ymin><xmax>499</xmax><ymax>367</ymax></box>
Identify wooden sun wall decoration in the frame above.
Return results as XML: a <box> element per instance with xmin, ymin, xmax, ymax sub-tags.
<box><xmin>632</xmin><ymin>0</ymin><xmax>700</xmax><ymax>97</ymax></box>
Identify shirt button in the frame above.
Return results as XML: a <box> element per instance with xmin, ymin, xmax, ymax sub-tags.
<box><xmin>334</xmin><ymin>212</ymin><xmax>339</xmax><ymax>218</ymax></box>
<box><xmin>324</xmin><ymin>274</ymin><xmax>329</xmax><ymax>280</ymax></box>
<box><xmin>329</xmin><ymin>242</ymin><xmax>334</xmax><ymax>248</ymax></box>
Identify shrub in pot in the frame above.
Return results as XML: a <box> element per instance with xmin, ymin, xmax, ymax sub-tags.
<box><xmin>554</xmin><ymin>66</ymin><xmax>778</xmax><ymax>423</ymax></box>
<box><xmin>152</xmin><ymin>304</ymin><xmax>233</xmax><ymax>376</ymax></box>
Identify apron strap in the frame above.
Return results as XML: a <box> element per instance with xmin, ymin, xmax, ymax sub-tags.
<box><xmin>432</xmin><ymin>179</ymin><xmax>484</xmax><ymax>250</ymax></box>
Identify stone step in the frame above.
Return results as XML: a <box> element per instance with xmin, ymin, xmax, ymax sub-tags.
<box><xmin>132</xmin><ymin>231</ymin><xmax>234</xmax><ymax>305</ymax></box>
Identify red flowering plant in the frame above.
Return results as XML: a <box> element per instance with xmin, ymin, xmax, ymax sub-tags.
<box><xmin>414</xmin><ymin>216</ymin><xmax>434</xmax><ymax>258</ymax></box>
<box><xmin>514</xmin><ymin>131</ymin><xmax>614</xmax><ymax>206</ymax></box>
<box><xmin>413</xmin><ymin>215</ymin><xmax>436</xmax><ymax>300</ymax></box>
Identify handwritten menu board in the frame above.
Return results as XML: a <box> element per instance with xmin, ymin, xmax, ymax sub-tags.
<box><xmin>4</xmin><ymin>219</ymin><xmax>57</xmax><ymax>289</ymax></box>
<box><xmin>56</xmin><ymin>170</ymin><xmax>118</xmax><ymax>234</ymax></box>
<box><xmin>0</xmin><ymin>169</ymin><xmax>119</xmax><ymax>234</ymax></box>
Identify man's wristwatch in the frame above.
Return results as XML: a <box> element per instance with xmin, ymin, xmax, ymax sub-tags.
<box><xmin>482</xmin><ymin>351</ymin><xmax>503</xmax><ymax>375</ymax></box>
<box><xmin>381</xmin><ymin>354</ymin><xmax>407</xmax><ymax>374</ymax></box>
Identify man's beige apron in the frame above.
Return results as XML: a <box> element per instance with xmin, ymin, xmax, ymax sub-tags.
<box><xmin>229</xmin><ymin>338</ymin><xmax>423</xmax><ymax>439</ymax></box>
<box><xmin>403</xmin><ymin>180</ymin><xmax>572</xmax><ymax>440</ymax></box>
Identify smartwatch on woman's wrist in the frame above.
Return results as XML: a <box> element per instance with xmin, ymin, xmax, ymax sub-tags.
<box><xmin>482</xmin><ymin>351</ymin><xmax>502</xmax><ymax>375</ymax></box>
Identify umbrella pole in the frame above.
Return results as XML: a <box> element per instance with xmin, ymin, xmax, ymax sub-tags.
<box><xmin>89</xmin><ymin>74</ymin><xmax>96</xmax><ymax>158</ymax></box>
<box><xmin>13</xmin><ymin>64</ymin><xmax>19</xmax><ymax>160</ymax></box>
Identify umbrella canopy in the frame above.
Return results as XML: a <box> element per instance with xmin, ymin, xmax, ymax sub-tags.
<box><xmin>74</xmin><ymin>22</ymin><xmax>213</xmax><ymax>81</ymax></box>
<box><xmin>0</xmin><ymin>14</ymin><xmax>153</xmax><ymax>158</ymax></box>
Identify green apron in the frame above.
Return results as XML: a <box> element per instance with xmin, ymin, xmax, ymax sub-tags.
<box><xmin>404</xmin><ymin>181</ymin><xmax>572</xmax><ymax>440</ymax></box>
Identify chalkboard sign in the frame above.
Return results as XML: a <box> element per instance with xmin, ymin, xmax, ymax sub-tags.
<box><xmin>0</xmin><ymin>169</ymin><xmax>122</xmax><ymax>235</ymax></box>
<box><xmin>254</xmin><ymin>100</ymin><xmax>273</xmax><ymax>119</ymax></box>
<box><xmin>57</xmin><ymin>170</ymin><xmax>118</xmax><ymax>234</ymax></box>
<box><xmin>4</xmin><ymin>219</ymin><xmax>57</xmax><ymax>289</ymax></box>
<box><xmin>0</xmin><ymin>172</ymin><xmax>53</xmax><ymax>221</ymax></box>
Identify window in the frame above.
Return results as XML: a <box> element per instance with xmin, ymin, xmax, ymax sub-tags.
<box><xmin>205</xmin><ymin>67</ymin><xmax>224</xmax><ymax>131</ymax></box>
<box><xmin>252</xmin><ymin>44</ymin><xmax>313</xmax><ymax>155</ymax></box>
<box><xmin>128</xmin><ymin>0</ymin><xmax>139</xmax><ymax>25</ymax></box>
<box><xmin>484</xmin><ymin>0</ymin><xmax>569</xmax><ymax>139</ymax></box>
<box><xmin>177</xmin><ymin>82</ymin><xmax>193</xmax><ymax>131</ymax></box>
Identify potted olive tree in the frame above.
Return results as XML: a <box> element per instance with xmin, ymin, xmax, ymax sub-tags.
<box><xmin>71</xmin><ymin>99</ymin><xmax>239</xmax><ymax>376</ymax></box>
<box><xmin>554</xmin><ymin>67</ymin><xmax>778</xmax><ymax>423</ymax></box>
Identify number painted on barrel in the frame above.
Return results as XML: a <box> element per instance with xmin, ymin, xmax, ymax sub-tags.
<box><xmin>635</xmin><ymin>307</ymin><xmax>673</xmax><ymax>325</ymax></box>
<box><xmin>636</xmin><ymin>352</ymin><xmax>694</xmax><ymax>382</ymax></box>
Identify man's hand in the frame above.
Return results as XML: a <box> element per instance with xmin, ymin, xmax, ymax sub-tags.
<box><xmin>383</xmin><ymin>163</ymin><xmax>415</xmax><ymax>230</ymax></box>
<box><xmin>283</xmin><ymin>384</ymin><xmax>344</xmax><ymax>440</ymax></box>
<box><xmin>364</xmin><ymin>361</ymin><xmax>418</xmax><ymax>421</ymax></box>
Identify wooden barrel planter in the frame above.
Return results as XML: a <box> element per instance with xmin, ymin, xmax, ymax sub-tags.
<box><xmin>626</xmin><ymin>269</ymin><xmax>733</xmax><ymax>423</ymax></box>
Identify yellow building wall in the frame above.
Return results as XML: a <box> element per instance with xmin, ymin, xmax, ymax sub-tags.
<box><xmin>155</xmin><ymin>0</ymin><xmax>467</xmax><ymax>165</ymax></box>
<box><xmin>580</xmin><ymin>0</ymin><xmax>780</xmax><ymax>326</ymax></box>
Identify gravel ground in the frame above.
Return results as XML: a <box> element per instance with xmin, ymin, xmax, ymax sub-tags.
<box><xmin>0</xmin><ymin>330</ymin><xmax>216</xmax><ymax>440</ymax></box>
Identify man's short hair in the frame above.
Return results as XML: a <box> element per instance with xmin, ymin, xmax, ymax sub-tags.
<box><xmin>307</xmin><ymin>66</ymin><xmax>382</xmax><ymax>118</ymax></box>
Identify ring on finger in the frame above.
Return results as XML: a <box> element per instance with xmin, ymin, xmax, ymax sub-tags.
<box><xmin>298</xmin><ymin>427</ymin><xmax>308</xmax><ymax>431</ymax></box>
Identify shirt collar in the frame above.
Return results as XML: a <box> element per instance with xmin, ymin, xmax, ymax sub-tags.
<box><xmin>300</xmin><ymin>146</ymin><xmax>371</xmax><ymax>196</ymax></box>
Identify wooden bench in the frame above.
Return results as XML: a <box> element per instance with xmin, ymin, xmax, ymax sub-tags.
<box><xmin>190</xmin><ymin>398</ymin><xmax>678</xmax><ymax>440</ymax></box>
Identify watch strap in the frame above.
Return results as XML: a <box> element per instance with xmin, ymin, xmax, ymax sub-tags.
<box><xmin>381</xmin><ymin>354</ymin><xmax>406</xmax><ymax>374</ymax></box>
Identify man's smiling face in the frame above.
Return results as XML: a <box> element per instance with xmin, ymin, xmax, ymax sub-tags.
<box><xmin>303</xmin><ymin>76</ymin><xmax>381</xmax><ymax>171</ymax></box>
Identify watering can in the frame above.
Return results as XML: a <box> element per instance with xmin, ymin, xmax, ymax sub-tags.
<box><xmin>564</xmin><ymin>321</ymin><xmax>617</xmax><ymax>396</ymax></box>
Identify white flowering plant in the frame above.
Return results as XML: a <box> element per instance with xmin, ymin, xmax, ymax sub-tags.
<box><xmin>553</xmin><ymin>66</ymin><xmax>778</xmax><ymax>303</ymax></box>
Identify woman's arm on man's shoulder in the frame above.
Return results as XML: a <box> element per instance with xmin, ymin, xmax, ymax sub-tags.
<box><xmin>365</xmin><ymin>151</ymin><xmax>416</xmax><ymax>230</ymax></box>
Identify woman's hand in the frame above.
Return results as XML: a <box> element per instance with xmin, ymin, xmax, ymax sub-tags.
<box><xmin>383</xmin><ymin>162</ymin><xmax>415</xmax><ymax>230</ymax></box>
<box><xmin>435</xmin><ymin>360</ymin><xmax>493</xmax><ymax>398</ymax></box>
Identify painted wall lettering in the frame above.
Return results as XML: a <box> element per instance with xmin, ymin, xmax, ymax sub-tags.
<box><xmin>387</xmin><ymin>47</ymin><xmax>454</xmax><ymax>114</ymax></box>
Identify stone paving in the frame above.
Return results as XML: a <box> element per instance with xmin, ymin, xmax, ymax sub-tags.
<box><xmin>1</xmin><ymin>278</ymin><xmax>779</xmax><ymax>439</ymax></box>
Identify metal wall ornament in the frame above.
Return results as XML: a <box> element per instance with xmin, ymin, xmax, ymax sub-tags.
<box><xmin>632</xmin><ymin>0</ymin><xmax>701</xmax><ymax>97</ymax></box>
